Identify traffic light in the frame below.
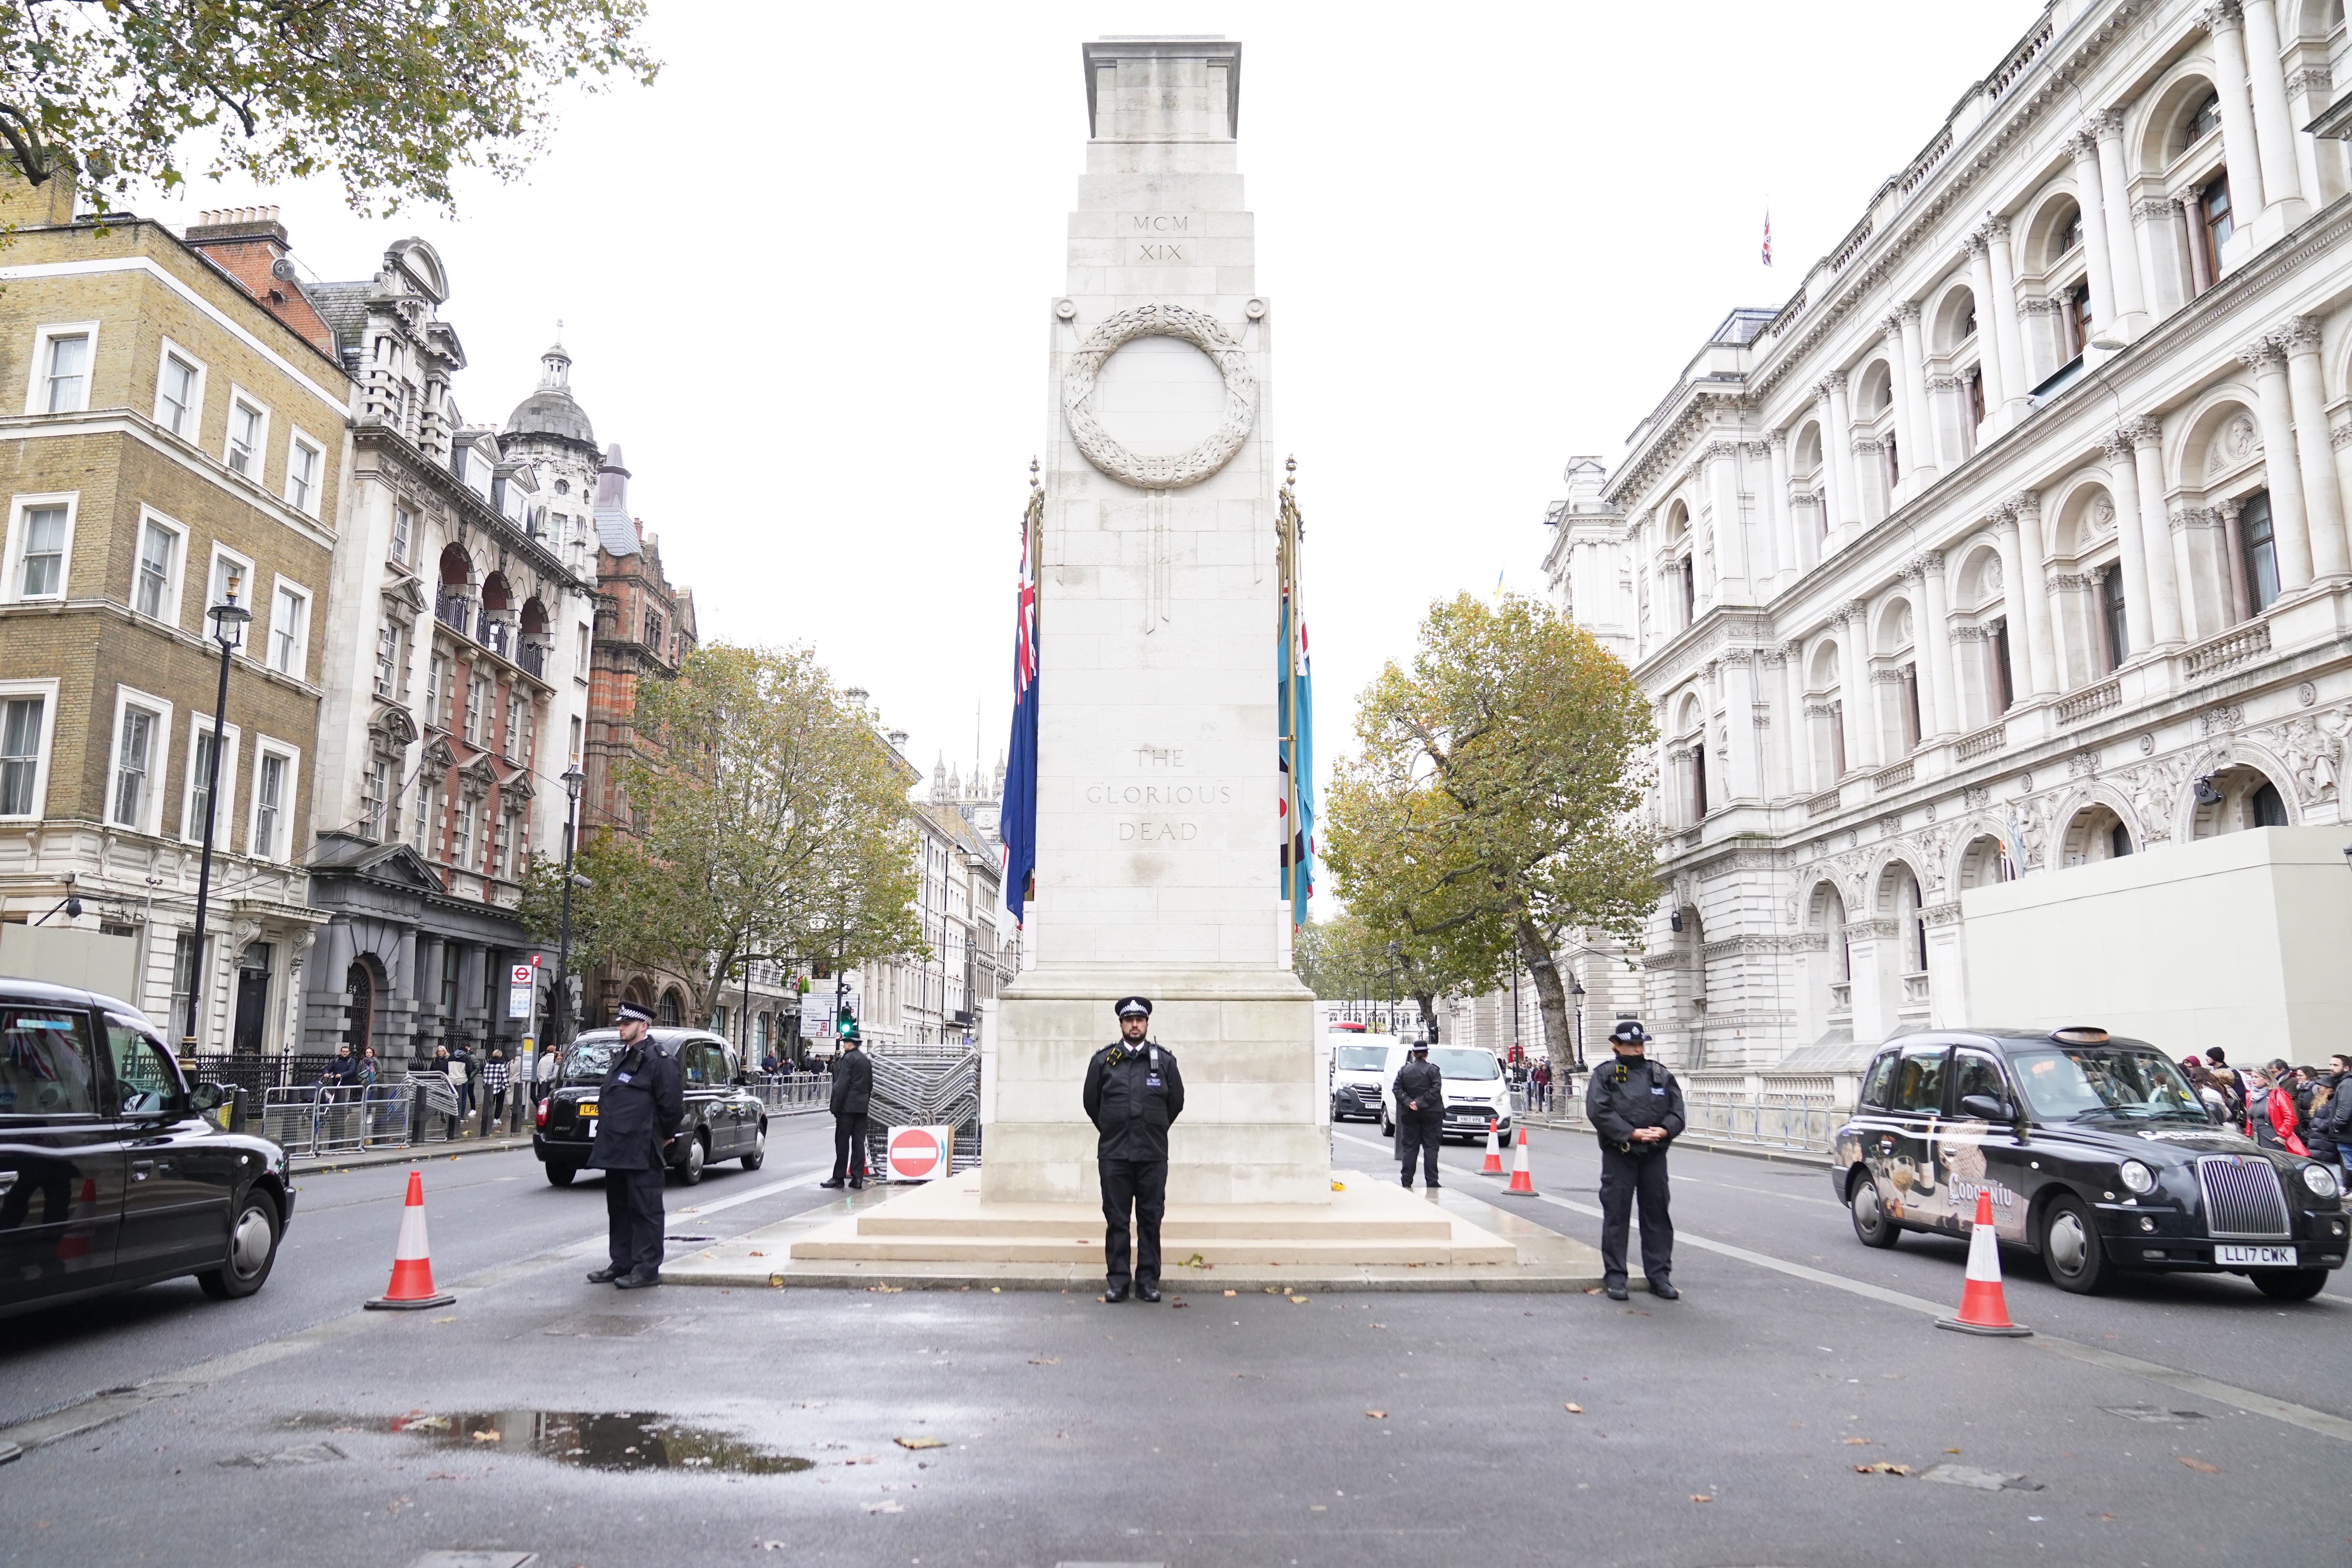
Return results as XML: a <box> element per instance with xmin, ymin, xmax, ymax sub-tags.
<box><xmin>838</xmin><ymin>1009</ymin><xmax>859</xmax><ymax>1042</ymax></box>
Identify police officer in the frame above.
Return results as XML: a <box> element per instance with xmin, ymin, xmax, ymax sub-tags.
<box><xmin>1584</xmin><ymin>1018</ymin><xmax>1683</xmax><ymax>1302</ymax></box>
<box><xmin>1392</xmin><ymin>1040</ymin><xmax>1445</xmax><ymax>1189</ymax></box>
<box><xmin>584</xmin><ymin>1002</ymin><xmax>684</xmax><ymax>1289</ymax></box>
<box><xmin>819</xmin><ymin>1026</ymin><xmax>874</xmax><ymax>1190</ymax></box>
<box><xmin>1082</xmin><ymin>996</ymin><xmax>1185</xmax><ymax>1303</ymax></box>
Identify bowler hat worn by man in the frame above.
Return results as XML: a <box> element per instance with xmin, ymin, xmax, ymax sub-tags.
<box><xmin>1392</xmin><ymin>1040</ymin><xmax>1445</xmax><ymax>1189</ymax></box>
<box><xmin>1083</xmin><ymin>996</ymin><xmax>1185</xmax><ymax>1303</ymax></box>
<box><xmin>820</xmin><ymin>1030</ymin><xmax>874</xmax><ymax>1189</ymax></box>
<box><xmin>1584</xmin><ymin>1018</ymin><xmax>1684</xmax><ymax>1302</ymax></box>
<box><xmin>585</xmin><ymin>1002</ymin><xmax>684</xmax><ymax>1289</ymax></box>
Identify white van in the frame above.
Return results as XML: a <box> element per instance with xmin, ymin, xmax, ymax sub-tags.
<box><xmin>1377</xmin><ymin>1042</ymin><xmax>1512</xmax><ymax>1143</ymax></box>
<box><xmin>1328</xmin><ymin>1031</ymin><xmax>1400</xmax><ymax>1122</ymax></box>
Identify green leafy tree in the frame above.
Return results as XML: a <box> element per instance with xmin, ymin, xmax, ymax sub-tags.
<box><xmin>1324</xmin><ymin>592</ymin><xmax>1660</xmax><ymax>1063</ymax></box>
<box><xmin>519</xmin><ymin>644</ymin><xmax>923</xmax><ymax>1031</ymax></box>
<box><xmin>0</xmin><ymin>0</ymin><xmax>657</xmax><ymax>215</ymax></box>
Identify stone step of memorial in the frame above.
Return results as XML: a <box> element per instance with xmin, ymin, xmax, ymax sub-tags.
<box><xmin>791</xmin><ymin>1232</ymin><xmax>1509</xmax><ymax>1265</ymax></box>
<box><xmin>852</xmin><ymin>1208</ymin><xmax>1455</xmax><ymax>1241</ymax></box>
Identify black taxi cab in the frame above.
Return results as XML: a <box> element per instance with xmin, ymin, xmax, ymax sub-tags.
<box><xmin>2</xmin><ymin>978</ymin><xmax>292</xmax><ymax>1319</ymax></box>
<box><xmin>532</xmin><ymin>1028</ymin><xmax>767</xmax><ymax>1188</ymax></box>
<box><xmin>1832</xmin><ymin>1027</ymin><xmax>2347</xmax><ymax>1299</ymax></box>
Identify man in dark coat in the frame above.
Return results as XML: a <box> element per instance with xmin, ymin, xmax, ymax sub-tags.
<box><xmin>1585</xmin><ymin>1018</ymin><xmax>1684</xmax><ymax>1302</ymax></box>
<box><xmin>1392</xmin><ymin>1040</ymin><xmax>1446</xmax><ymax>1189</ymax></box>
<box><xmin>1082</xmin><ymin>996</ymin><xmax>1185</xmax><ymax>1303</ymax></box>
<box><xmin>584</xmin><ymin>1002</ymin><xmax>684</xmax><ymax>1289</ymax></box>
<box><xmin>820</xmin><ymin>1029</ymin><xmax>874</xmax><ymax>1189</ymax></box>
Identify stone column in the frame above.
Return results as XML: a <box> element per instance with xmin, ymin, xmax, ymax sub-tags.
<box><xmin>1813</xmin><ymin>380</ymin><xmax>1847</xmax><ymax>546</ymax></box>
<box><xmin>455</xmin><ymin>943</ymin><xmax>486</xmax><ymax>1050</ymax></box>
<box><xmin>1915</xmin><ymin>553</ymin><xmax>1960</xmax><ymax>738</ymax></box>
<box><xmin>2063</xmin><ymin>131</ymin><xmax>2120</xmax><ymax>346</ymax></box>
<box><xmin>2122</xmin><ymin>418</ymin><xmax>2186</xmax><ymax>650</ymax></box>
<box><xmin>2089</xmin><ymin>111</ymin><xmax>2148</xmax><ymax>338</ymax></box>
<box><xmin>2276</xmin><ymin>318</ymin><xmax>2349</xmax><ymax>579</ymax></box>
<box><xmin>1836</xmin><ymin>600</ymin><xmax>1878</xmax><ymax>772</ymax></box>
<box><xmin>1745</xmin><ymin>441</ymin><xmax>1781</xmax><ymax>589</ymax></box>
<box><xmin>304</xmin><ymin>918</ymin><xmax>354</xmax><ymax>1051</ymax></box>
<box><xmin>2241</xmin><ymin>337</ymin><xmax>2314</xmax><ymax>592</ymax></box>
<box><xmin>2205</xmin><ymin>2</ymin><xmax>2269</xmax><ymax>222</ymax></box>
<box><xmin>2138</xmin><ymin>194</ymin><xmax>2193</xmax><ymax>312</ymax></box>
<box><xmin>392</xmin><ymin>924</ymin><xmax>420</xmax><ymax>1056</ymax></box>
<box><xmin>2220</xmin><ymin>497</ymin><xmax>2255</xmax><ymax>622</ymax></box>
<box><xmin>1722</xmin><ymin>650</ymin><xmax>1761</xmax><ymax>804</ymax></box>
<box><xmin>2006</xmin><ymin>495</ymin><xmax>2060</xmax><ymax>698</ymax></box>
<box><xmin>1706</xmin><ymin>441</ymin><xmax>1748</xmax><ymax>604</ymax></box>
<box><xmin>1780</xmin><ymin>639</ymin><xmax>1810</xmax><ymax>797</ymax></box>
<box><xmin>1824</xmin><ymin>373</ymin><xmax>1862</xmax><ymax>539</ymax></box>
<box><xmin>2287</xmin><ymin>62</ymin><xmax>2342</xmax><ymax>206</ymax></box>
<box><xmin>1891</xmin><ymin>304</ymin><xmax>1935</xmax><ymax>490</ymax></box>
<box><xmin>1963</xmin><ymin>233</ymin><xmax>2010</xmax><ymax>418</ymax></box>
<box><xmin>2178</xmin><ymin>193</ymin><xmax>2213</xmax><ymax>295</ymax></box>
<box><xmin>1982</xmin><ymin>217</ymin><xmax>2033</xmax><ymax>423</ymax></box>
<box><xmin>2239</xmin><ymin>0</ymin><xmax>2307</xmax><ymax>221</ymax></box>
<box><xmin>1924</xmin><ymin>375</ymin><xmax>1962</xmax><ymax>470</ymax></box>
<box><xmin>2098</xmin><ymin>429</ymin><xmax>2156</xmax><ymax>659</ymax></box>
<box><xmin>1765</xmin><ymin>431</ymin><xmax>1796</xmax><ymax>587</ymax></box>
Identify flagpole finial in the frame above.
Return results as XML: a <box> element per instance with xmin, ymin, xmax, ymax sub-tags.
<box><xmin>1284</xmin><ymin>454</ymin><xmax>1296</xmax><ymax>486</ymax></box>
<box><xmin>1028</xmin><ymin>456</ymin><xmax>1040</xmax><ymax>488</ymax></box>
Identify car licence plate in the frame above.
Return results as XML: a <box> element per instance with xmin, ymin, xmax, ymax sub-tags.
<box><xmin>2215</xmin><ymin>1244</ymin><xmax>2296</xmax><ymax>1267</ymax></box>
<box><xmin>578</xmin><ymin>1102</ymin><xmax>597</xmax><ymax>1118</ymax></box>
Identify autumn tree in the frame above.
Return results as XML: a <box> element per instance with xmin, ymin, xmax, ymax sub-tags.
<box><xmin>520</xmin><ymin>644</ymin><xmax>922</xmax><ymax>1031</ymax></box>
<box><xmin>0</xmin><ymin>0</ymin><xmax>657</xmax><ymax>216</ymax></box>
<box><xmin>1323</xmin><ymin>593</ymin><xmax>1660</xmax><ymax>1064</ymax></box>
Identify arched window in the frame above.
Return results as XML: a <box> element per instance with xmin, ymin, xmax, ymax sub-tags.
<box><xmin>2237</xmin><ymin>490</ymin><xmax>2279</xmax><ymax>614</ymax></box>
<box><xmin>2061</xmin><ymin>804</ymin><xmax>2132</xmax><ymax>866</ymax></box>
<box><xmin>2181</xmin><ymin>89</ymin><xmax>2223</xmax><ymax>152</ymax></box>
<box><xmin>344</xmin><ymin>960</ymin><xmax>375</xmax><ymax>1051</ymax></box>
<box><xmin>2252</xmin><ymin>780</ymin><xmax>2289</xmax><ymax>828</ymax></box>
<box><xmin>657</xmin><ymin>989</ymin><xmax>684</xmax><ymax>1028</ymax></box>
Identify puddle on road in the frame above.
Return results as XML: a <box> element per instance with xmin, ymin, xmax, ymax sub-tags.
<box><xmin>285</xmin><ymin>1410</ymin><xmax>812</xmax><ymax>1474</ymax></box>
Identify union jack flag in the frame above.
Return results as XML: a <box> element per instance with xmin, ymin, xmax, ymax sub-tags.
<box><xmin>1001</xmin><ymin>493</ymin><xmax>1041</xmax><ymax>925</ymax></box>
<box><xmin>1761</xmin><ymin>210</ymin><xmax>1773</xmax><ymax>268</ymax></box>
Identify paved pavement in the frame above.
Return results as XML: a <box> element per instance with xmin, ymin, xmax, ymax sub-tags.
<box><xmin>3</xmin><ymin>1117</ymin><xmax>2348</xmax><ymax>1566</ymax></box>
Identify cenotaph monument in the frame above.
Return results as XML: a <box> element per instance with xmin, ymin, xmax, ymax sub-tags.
<box><xmin>784</xmin><ymin>38</ymin><xmax>1526</xmax><ymax>1279</ymax></box>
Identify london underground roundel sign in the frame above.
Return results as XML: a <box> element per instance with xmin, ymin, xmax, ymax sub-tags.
<box><xmin>885</xmin><ymin>1124</ymin><xmax>955</xmax><ymax>1182</ymax></box>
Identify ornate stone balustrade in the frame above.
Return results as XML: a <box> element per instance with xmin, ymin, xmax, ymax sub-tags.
<box><xmin>1806</xmin><ymin>787</ymin><xmax>1842</xmax><ymax>818</ymax></box>
<box><xmin>1955</xmin><ymin>720</ymin><xmax>2007</xmax><ymax>761</ymax></box>
<box><xmin>2183</xmin><ymin>621</ymin><xmax>2272</xmax><ymax>681</ymax></box>
<box><xmin>2056</xmin><ymin>679</ymin><xmax>2122</xmax><ymax>726</ymax></box>
<box><xmin>1872</xmin><ymin>759</ymin><xmax>1915</xmax><ymax>793</ymax></box>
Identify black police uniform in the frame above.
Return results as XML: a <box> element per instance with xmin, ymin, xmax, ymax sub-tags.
<box><xmin>1392</xmin><ymin>1051</ymin><xmax>1446</xmax><ymax>1188</ymax></box>
<box><xmin>825</xmin><ymin>1044</ymin><xmax>875</xmax><ymax>1187</ymax></box>
<box><xmin>1082</xmin><ymin>1033</ymin><xmax>1185</xmax><ymax>1294</ymax></box>
<box><xmin>1584</xmin><ymin>1050</ymin><xmax>1685</xmax><ymax>1292</ymax></box>
<box><xmin>585</xmin><ymin>1033</ymin><xmax>684</xmax><ymax>1283</ymax></box>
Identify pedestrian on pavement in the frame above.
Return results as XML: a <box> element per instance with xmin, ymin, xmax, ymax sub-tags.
<box><xmin>2182</xmin><ymin>1059</ymin><xmax>2232</xmax><ymax>1123</ymax></box>
<box><xmin>483</xmin><ymin>1046</ymin><xmax>512</xmax><ymax>1127</ymax></box>
<box><xmin>585</xmin><ymin>1002</ymin><xmax>683</xmax><ymax>1289</ymax></box>
<box><xmin>1585</xmin><ymin>1018</ymin><xmax>1684</xmax><ymax>1302</ymax></box>
<box><xmin>1392</xmin><ymin>1039</ymin><xmax>1445</xmax><ymax>1190</ymax></box>
<box><xmin>431</xmin><ymin>1045</ymin><xmax>463</xmax><ymax>1138</ymax></box>
<box><xmin>318</xmin><ymin>1044</ymin><xmax>356</xmax><ymax>1097</ymax></box>
<box><xmin>819</xmin><ymin>1027</ymin><xmax>873</xmax><ymax>1190</ymax></box>
<box><xmin>356</xmin><ymin>1045</ymin><xmax>380</xmax><ymax>1089</ymax></box>
<box><xmin>1082</xmin><ymin>996</ymin><xmax>1185</xmax><ymax>1304</ymax></box>
<box><xmin>2316</xmin><ymin>1054</ymin><xmax>2352</xmax><ymax>1183</ymax></box>
<box><xmin>761</xmin><ymin>1047</ymin><xmax>781</xmax><ymax>1076</ymax></box>
<box><xmin>2303</xmin><ymin>1056</ymin><xmax>2344</xmax><ymax>1176</ymax></box>
<box><xmin>2245</xmin><ymin>1068</ymin><xmax>2309</xmax><ymax>1155</ymax></box>
<box><xmin>450</xmin><ymin>1038</ymin><xmax>477</xmax><ymax>1120</ymax></box>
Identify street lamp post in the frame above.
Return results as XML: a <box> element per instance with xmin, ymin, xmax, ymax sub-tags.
<box><xmin>183</xmin><ymin>572</ymin><xmax>251</xmax><ymax>1056</ymax></box>
<box><xmin>552</xmin><ymin>764</ymin><xmax>586</xmax><ymax>1059</ymax></box>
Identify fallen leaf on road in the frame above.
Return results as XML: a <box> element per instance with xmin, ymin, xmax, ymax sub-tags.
<box><xmin>748</xmin><ymin>1251</ymin><xmax>765</xmax><ymax>1258</ymax></box>
<box><xmin>895</xmin><ymin>1436</ymin><xmax>947</xmax><ymax>1450</ymax></box>
<box><xmin>1944</xmin><ymin>1448</ymin><xmax>1961</xmax><ymax>1454</ymax></box>
<box><xmin>1564</xmin><ymin>1403</ymin><xmax>1583</xmax><ymax>1414</ymax></box>
<box><xmin>1691</xmin><ymin>1494</ymin><xmax>1713</xmax><ymax>1503</ymax></box>
<box><xmin>769</xmin><ymin>1275</ymin><xmax>785</xmax><ymax>1288</ymax></box>
<box><xmin>426</xmin><ymin>1471</ymin><xmax>464</xmax><ymax>1481</ymax></box>
<box><xmin>2178</xmin><ymin>1456</ymin><xmax>2221</xmax><ymax>1474</ymax></box>
<box><xmin>470</xmin><ymin>1431</ymin><xmax>500</xmax><ymax>1443</ymax></box>
<box><xmin>843</xmin><ymin>1455</ymin><xmax>880</xmax><ymax>1465</ymax></box>
<box><xmin>1842</xmin><ymin>1437</ymin><xmax>1873</xmax><ymax>1446</ymax></box>
<box><xmin>1171</xmin><ymin>1299</ymin><xmax>1188</xmax><ymax>1308</ymax></box>
<box><xmin>991</xmin><ymin>1286</ymin><xmax>1001</xmax><ymax>1293</ymax></box>
<box><xmin>1309</xmin><ymin>1504</ymin><xmax>1327</xmax><ymax>1512</ymax></box>
<box><xmin>1854</xmin><ymin>1463</ymin><xmax>1913</xmax><ymax>1476</ymax></box>
<box><xmin>1029</xmin><ymin>1356</ymin><xmax>1061</xmax><ymax>1365</ymax></box>
<box><xmin>759</xmin><ymin>1542</ymin><xmax>788</xmax><ymax>1552</ymax></box>
<box><xmin>1289</xmin><ymin>1295</ymin><xmax>1310</xmax><ymax>1305</ymax></box>
<box><xmin>1365</xmin><ymin>1410</ymin><xmax>1387</xmax><ymax>1420</ymax></box>
<box><xmin>1223</xmin><ymin>1289</ymin><xmax>1237</xmax><ymax>1297</ymax></box>
<box><xmin>866</xmin><ymin>1500</ymin><xmax>904</xmax><ymax>1514</ymax></box>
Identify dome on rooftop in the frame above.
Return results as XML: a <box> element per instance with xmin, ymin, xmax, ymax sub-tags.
<box><xmin>505</xmin><ymin>340</ymin><xmax>595</xmax><ymax>446</ymax></box>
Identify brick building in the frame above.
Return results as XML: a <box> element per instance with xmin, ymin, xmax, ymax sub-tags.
<box><xmin>0</xmin><ymin>180</ymin><xmax>349</xmax><ymax>1051</ymax></box>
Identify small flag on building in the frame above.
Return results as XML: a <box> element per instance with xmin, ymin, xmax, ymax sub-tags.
<box><xmin>1761</xmin><ymin>210</ymin><xmax>1773</xmax><ymax>267</ymax></box>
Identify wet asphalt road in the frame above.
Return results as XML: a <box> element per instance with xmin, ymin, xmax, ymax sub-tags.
<box><xmin>2</xmin><ymin>1118</ymin><xmax>2348</xmax><ymax>1567</ymax></box>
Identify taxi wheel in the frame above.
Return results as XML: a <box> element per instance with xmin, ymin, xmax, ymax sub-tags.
<box><xmin>544</xmin><ymin>1161</ymin><xmax>579</xmax><ymax>1187</ymax></box>
<box><xmin>1380</xmin><ymin>1113</ymin><xmax>1394</xmax><ymax>1137</ymax></box>
<box><xmin>2039</xmin><ymin>1192</ymin><xmax>2115</xmax><ymax>1295</ymax></box>
<box><xmin>197</xmin><ymin>1192</ymin><xmax>280</xmax><ymax>1300</ymax></box>
<box><xmin>673</xmin><ymin>1132</ymin><xmax>708</xmax><ymax>1186</ymax></box>
<box><xmin>2250</xmin><ymin>1267</ymin><xmax>2328</xmax><ymax>1301</ymax></box>
<box><xmin>1847</xmin><ymin>1170</ymin><xmax>1900</xmax><ymax>1249</ymax></box>
<box><xmin>741</xmin><ymin>1122</ymin><xmax>766</xmax><ymax>1171</ymax></box>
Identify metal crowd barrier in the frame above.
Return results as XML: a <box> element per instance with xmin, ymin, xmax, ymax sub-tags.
<box><xmin>257</xmin><ymin>1083</ymin><xmax>414</xmax><ymax>1158</ymax></box>
<box><xmin>1526</xmin><ymin>1078</ymin><xmax>1840</xmax><ymax>1155</ymax></box>
<box><xmin>744</xmin><ymin>1073</ymin><xmax>828</xmax><ymax>1114</ymax></box>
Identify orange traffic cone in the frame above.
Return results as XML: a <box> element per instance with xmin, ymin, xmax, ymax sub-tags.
<box><xmin>1480</xmin><ymin>1119</ymin><xmax>1505</xmax><ymax>1175</ymax></box>
<box><xmin>365</xmin><ymin>1170</ymin><xmax>455</xmax><ymax>1310</ymax></box>
<box><xmin>1936</xmin><ymin>1189</ymin><xmax>2029</xmax><ymax>1337</ymax></box>
<box><xmin>1503</xmin><ymin>1125</ymin><xmax>1539</xmax><ymax>1195</ymax></box>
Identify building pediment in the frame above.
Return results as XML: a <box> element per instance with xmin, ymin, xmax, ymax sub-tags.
<box><xmin>499</xmin><ymin>766</ymin><xmax>535</xmax><ymax>801</ymax></box>
<box><xmin>368</xmin><ymin>702</ymin><xmax>419</xmax><ymax>747</ymax></box>
<box><xmin>382</xmin><ymin>573</ymin><xmax>429</xmax><ymax>614</ymax></box>
<box><xmin>459</xmin><ymin>752</ymin><xmax>499</xmax><ymax>788</ymax></box>
<box><xmin>421</xmin><ymin>735</ymin><xmax>457</xmax><ymax>770</ymax></box>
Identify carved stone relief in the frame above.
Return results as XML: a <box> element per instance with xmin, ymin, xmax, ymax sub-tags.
<box><xmin>1062</xmin><ymin>303</ymin><xmax>1257</xmax><ymax>490</ymax></box>
<box><xmin>2207</xmin><ymin>414</ymin><xmax>2260</xmax><ymax>477</ymax></box>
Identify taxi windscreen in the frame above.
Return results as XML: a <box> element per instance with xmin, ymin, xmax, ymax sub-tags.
<box><xmin>563</xmin><ymin>1038</ymin><xmax>621</xmax><ymax>1085</ymax></box>
<box><xmin>1331</xmin><ymin>1045</ymin><xmax>1388</xmax><ymax>1072</ymax></box>
<box><xmin>1426</xmin><ymin>1048</ymin><xmax>1500</xmax><ymax>1082</ymax></box>
<box><xmin>2009</xmin><ymin>1047</ymin><xmax>2205</xmax><ymax>1123</ymax></box>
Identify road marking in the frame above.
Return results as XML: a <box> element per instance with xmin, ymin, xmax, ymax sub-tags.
<box><xmin>0</xmin><ymin>1162</ymin><xmax>835</xmax><ymax>1459</ymax></box>
<box><xmin>1333</xmin><ymin>1130</ymin><xmax>2352</xmax><ymax>1444</ymax></box>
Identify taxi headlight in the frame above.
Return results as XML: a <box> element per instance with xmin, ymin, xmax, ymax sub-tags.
<box><xmin>2303</xmin><ymin>1163</ymin><xmax>2341</xmax><ymax>1200</ymax></box>
<box><xmin>2119</xmin><ymin>1160</ymin><xmax>2157</xmax><ymax>1195</ymax></box>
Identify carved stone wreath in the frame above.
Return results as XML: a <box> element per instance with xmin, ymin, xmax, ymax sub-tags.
<box><xmin>1062</xmin><ymin>303</ymin><xmax>1255</xmax><ymax>490</ymax></box>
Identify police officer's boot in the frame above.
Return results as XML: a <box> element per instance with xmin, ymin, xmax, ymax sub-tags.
<box><xmin>1103</xmin><ymin>1281</ymin><xmax>1131</xmax><ymax>1303</ymax></box>
<box><xmin>1136</xmin><ymin>1281</ymin><xmax>1161</xmax><ymax>1303</ymax></box>
<box><xmin>585</xmin><ymin>1265</ymin><xmax>622</xmax><ymax>1284</ymax></box>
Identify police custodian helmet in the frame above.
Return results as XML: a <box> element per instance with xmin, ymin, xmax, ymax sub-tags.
<box><xmin>615</xmin><ymin>1001</ymin><xmax>654</xmax><ymax>1025</ymax></box>
<box><xmin>1115</xmin><ymin>996</ymin><xmax>1153</xmax><ymax>1018</ymax></box>
<box><xmin>1608</xmin><ymin>1018</ymin><xmax>1650</xmax><ymax>1045</ymax></box>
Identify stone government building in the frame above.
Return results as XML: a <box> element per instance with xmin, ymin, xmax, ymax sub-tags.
<box><xmin>1543</xmin><ymin>0</ymin><xmax>2352</xmax><ymax>1067</ymax></box>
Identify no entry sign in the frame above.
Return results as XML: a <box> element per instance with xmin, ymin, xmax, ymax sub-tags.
<box><xmin>885</xmin><ymin>1124</ymin><xmax>956</xmax><ymax>1183</ymax></box>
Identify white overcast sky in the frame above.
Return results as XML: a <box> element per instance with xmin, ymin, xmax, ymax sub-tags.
<box><xmin>150</xmin><ymin>0</ymin><xmax>2045</xmax><ymax>799</ymax></box>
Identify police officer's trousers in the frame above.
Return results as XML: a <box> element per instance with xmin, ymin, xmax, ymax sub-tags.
<box><xmin>1597</xmin><ymin>1144</ymin><xmax>1673</xmax><ymax>1287</ymax></box>
<box><xmin>1098</xmin><ymin>1156</ymin><xmax>1167</xmax><ymax>1286</ymax></box>
<box><xmin>1396</xmin><ymin>1114</ymin><xmax>1444</xmax><ymax>1187</ymax></box>
<box><xmin>830</xmin><ymin>1112</ymin><xmax>870</xmax><ymax>1184</ymax></box>
<box><xmin>604</xmin><ymin>1163</ymin><xmax>666</xmax><ymax>1277</ymax></box>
